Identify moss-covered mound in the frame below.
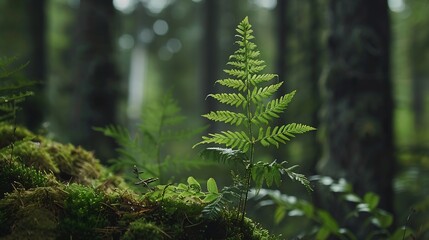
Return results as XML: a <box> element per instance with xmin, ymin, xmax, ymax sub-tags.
<box><xmin>0</xmin><ymin>124</ymin><xmax>277</xmax><ymax>240</ymax></box>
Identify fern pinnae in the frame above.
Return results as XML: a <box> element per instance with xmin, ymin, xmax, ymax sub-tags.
<box><xmin>208</xmin><ymin>93</ymin><xmax>247</xmax><ymax>108</ymax></box>
<box><xmin>195</xmin><ymin>17</ymin><xmax>315</xmax><ymax>221</ymax></box>
<box><xmin>202</xmin><ymin>111</ymin><xmax>247</xmax><ymax>126</ymax></box>
<box><xmin>215</xmin><ymin>79</ymin><xmax>247</xmax><ymax>91</ymax></box>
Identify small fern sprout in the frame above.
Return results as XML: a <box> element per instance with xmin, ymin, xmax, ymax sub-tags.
<box><xmin>194</xmin><ymin>17</ymin><xmax>316</xmax><ymax>222</ymax></box>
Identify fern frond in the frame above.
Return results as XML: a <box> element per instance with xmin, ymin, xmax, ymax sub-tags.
<box><xmin>208</xmin><ymin>93</ymin><xmax>247</xmax><ymax>108</ymax></box>
<box><xmin>194</xmin><ymin>131</ymin><xmax>251</xmax><ymax>152</ymax></box>
<box><xmin>249</xmin><ymin>73</ymin><xmax>277</xmax><ymax>86</ymax></box>
<box><xmin>202</xmin><ymin>111</ymin><xmax>247</xmax><ymax>126</ymax></box>
<box><xmin>223</xmin><ymin>69</ymin><xmax>246</xmax><ymax>79</ymax></box>
<box><xmin>199</xmin><ymin>147</ymin><xmax>247</xmax><ymax>165</ymax></box>
<box><xmin>284</xmin><ymin>165</ymin><xmax>313</xmax><ymax>191</ymax></box>
<box><xmin>215</xmin><ymin>79</ymin><xmax>247</xmax><ymax>92</ymax></box>
<box><xmin>257</xmin><ymin>123</ymin><xmax>316</xmax><ymax>148</ymax></box>
<box><xmin>227</xmin><ymin>61</ymin><xmax>245</xmax><ymax>69</ymax></box>
<box><xmin>250</xmin><ymin>82</ymin><xmax>283</xmax><ymax>104</ymax></box>
<box><xmin>251</xmin><ymin>91</ymin><xmax>296</xmax><ymax>125</ymax></box>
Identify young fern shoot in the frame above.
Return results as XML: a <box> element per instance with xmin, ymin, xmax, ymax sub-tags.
<box><xmin>194</xmin><ymin>17</ymin><xmax>315</xmax><ymax>221</ymax></box>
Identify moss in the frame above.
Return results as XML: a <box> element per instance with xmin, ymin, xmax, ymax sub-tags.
<box><xmin>0</xmin><ymin>159</ymin><xmax>48</xmax><ymax>197</ymax></box>
<box><xmin>0</xmin><ymin>187</ymin><xmax>66</xmax><ymax>238</ymax></box>
<box><xmin>58</xmin><ymin>184</ymin><xmax>112</xmax><ymax>239</ymax></box>
<box><xmin>122</xmin><ymin>218</ymin><xmax>165</xmax><ymax>240</ymax></box>
<box><xmin>0</xmin><ymin>124</ymin><xmax>278</xmax><ymax>239</ymax></box>
<box><xmin>0</xmin><ymin>124</ymin><xmax>121</xmax><ymax>191</ymax></box>
<box><xmin>0</xmin><ymin>123</ymin><xmax>39</xmax><ymax>149</ymax></box>
<box><xmin>13</xmin><ymin>141</ymin><xmax>60</xmax><ymax>173</ymax></box>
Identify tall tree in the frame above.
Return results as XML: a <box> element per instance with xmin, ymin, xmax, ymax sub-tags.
<box><xmin>408</xmin><ymin>0</ymin><xmax>429</xmax><ymax>132</ymax></box>
<box><xmin>22</xmin><ymin>0</ymin><xmax>47</xmax><ymax>130</ymax></box>
<box><xmin>71</xmin><ymin>0</ymin><xmax>121</xmax><ymax>160</ymax></box>
<box><xmin>201</xmin><ymin>0</ymin><xmax>218</xmax><ymax>132</ymax></box>
<box><xmin>319</xmin><ymin>0</ymin><xmax>394</xmax><ymax>216</ymax></box>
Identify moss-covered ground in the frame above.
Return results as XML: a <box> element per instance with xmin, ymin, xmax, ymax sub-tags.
<box><xmin>0</xmin><ymin>124</ymin><xmax>278</xmax><ymax>240</ymax></box>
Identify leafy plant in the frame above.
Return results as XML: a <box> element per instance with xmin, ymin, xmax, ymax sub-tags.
<box><xmin>251</xmin><ymin>177</ymin><xmax>415</xmax><ymax>240</ymax></box>
<box><xmin>97</xmin><ymin>92</ymin><xmax>206</xmax><ymax>184</ymax></box>
<box><xmin>194</xmin><ymin>17</ymin><xmax>315</xmax><ymax>221</ymax></box>
<box><xmin>0</xmin><ymin>57</ymin><xmax>34</xmax><ymax>123</ymax></box>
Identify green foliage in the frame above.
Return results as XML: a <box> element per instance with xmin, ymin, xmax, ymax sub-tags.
<box><xmin>0</xmin><ymin>57</ymin><xmax>34</xmax><ymax>123</ymax></box>
<box><xmin>97</xmin><ymin>92</ymin><xmax>206</xmax><ymax>184</ymax></box>
<box><xmin>146</xmin><ymin>176</ymin><xmax>221</xmax><ymax>206</ymax></box>
<box><xmin>251</xmin><ymin>177</ymin><xmax>415</xmax><ymax>240</ymax></box>
<box><xmin>122</xmin><ymin>218</ymin><xmax>165</xmax><ymax>240</ymax></box>
<box><xmin>0</xmin><ymin>157</ymin><xmax>47</xmax><ymax>197</ymax></box>
<box><xmin>59</xmin><ymin>184</ymin><xmax>110</xmax><ymax>239</ymax></box>
<box><xmin>194</xmin><ymin>17</ymin><xmax>315</xmax><ymax>220</ymax></box>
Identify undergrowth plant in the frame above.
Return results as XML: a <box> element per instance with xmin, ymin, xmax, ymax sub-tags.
<box><xmin>251</xmin><ymin>177</ymin><xmax>415</xmax><ymax>240</ymax></box>
<box><xmin>97</xmin><ymin>92</ymin><xmax>206</xmax><ymax>184</ymax></box>
<box><xmin>0</xmin><ymin>57</ymin><xmax>34</xmax><ymax>123</ymax></box>
<box><xmin>194</xmin><ymin>17</ymin><xmax>315</xmax><ymax>221</ymax></box>
<box><xmin>0</xmin><ymin>57</ymin><xmax>34</xmax><ymax>163</ymax></box>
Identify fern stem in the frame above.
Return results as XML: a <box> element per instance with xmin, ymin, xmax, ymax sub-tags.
<box><xmin>156</xmin><ymin>99</ymin><xmax>167</xmax><ymax>184</ymax></box>
<box><xmin>240</xmin><ymin>22</ymin><xmax>256</xmax><ymax>223</ymax></box>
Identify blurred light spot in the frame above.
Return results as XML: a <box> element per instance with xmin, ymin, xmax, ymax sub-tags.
<box><xmin>153</xmin><ymin>20</ymin><xmax>169</xmax><ymax>36</ymax></box>
<box><xmin>158</xmin><ymin>47</ymin><xmax>172</xmax><ymax>61</ymax></box>
<box><xmin>118</xmin><ymin>34</ymin><xmax>135</xmax><ymax>50</ymax></box>
<box><xmin>114</xmin><ymin>0</ymin><xmax>135</xmax><ymax>13</ymax></box>
<box><xmin>388</xmin><ymin>0</ymin><xmax>405</xmax><ymax>12</ymax></box>
<box><xmin>166</xmin><ymin>38</ymin><xmax>182</xmax><ymax>53</ymax></box>
<box><xmin>139</xmin><ymin>29</ymin><xmax>155</xmax><ymax>44</ymax></box>
<box><xmin>141</xmin><ymin>0</ymin><xmax>173</xmax><ymax>14</ymax></box>
<box><xmin>252</xmin><ymin>0</ymin><xmax>277</xmax><ymax>10</ymax></box>
<box><xmin>192</xmin><ymin>0</ymin><xmax>202</xmax><ymax>2</ymax></box>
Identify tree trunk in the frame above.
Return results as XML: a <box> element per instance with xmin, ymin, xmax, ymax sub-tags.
<box><xmin>319</xmin><ymin>0</ymin><xmax>394</xmax><ymax>216</ymax></box>
<box><xmin>201</xmin><ymin>0</ymin><xmax>218</xmax><ymax>132</ymax></box>
<box><xmin>71</xmin><ymin>0</ymin><xmax>120</xmax><ymax>160</ymax></box>
<box><xmin>22</xmin><ymin>0</ymin><xmax>47</xmax><ymax>130</ymax></box>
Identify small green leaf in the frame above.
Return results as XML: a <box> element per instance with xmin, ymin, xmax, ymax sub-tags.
<box><xmin>187</xmin><ymin>176</ymin><xmax>201</xmax><ymax>192</ymax></box>
<box><xmin>203</xmin><ymin>193</ymin><xmax>219</xmax><ymax>203</ymax></box>
<box><xmin>363</xmin><ymin>192</ymin><xmax>380</xmax><ymax>211</ymax></box>
<box><xmin>318</xmin><ymin>210</ymin><xmax>339</xmax><ymax>232</ymax></box>
<box><xmin>371</xmin><ymin>209</ymin><xmax>393</xmax><ymax>228</ymax></box>
<box><xmin>344</xmin><ymin>194</ymin><xmax>362</xmax><ymax>203</ymax></box>
<box><xmin>274</xmin><ymin>206</ymin><xmax>286</xmax><ymax>224</ymax></box>
<box><xmin>207</xmin><ymin>178</ymin><xmax>219</xmax><ymax>194</ymax></box>
<box><xmin>316</xmin><ymin>227</ymin><xmax>331</xmax><ymax>240</ymax></box>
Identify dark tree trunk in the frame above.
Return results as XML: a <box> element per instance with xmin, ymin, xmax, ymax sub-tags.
<box><xmin>22</xmin><ymin>0</ymin><xmax>47</xmax><ymax>130</ymax></box>
<box><xmin>276</xmin><ymin>0</ymin><xmax>288</xmax><ymax>88</ymax></box>
<box><xmin>306</xmin><ymin>0</ymin><xmax>322</xmax><ymax>174</ymax></box>
<box><xmin>320</xmin><ymin>0</ymin><xmax>394</xmax><ymax>216</ymax></box>
<box><xmin>201</xmin><ymin>0</ymin><xmax>218</xmax><ymax>132</ymax></box>
<box><xmin>71</xmin><ymin>0</ymin><xmax>120</xmax><ymax>160</ymax></box>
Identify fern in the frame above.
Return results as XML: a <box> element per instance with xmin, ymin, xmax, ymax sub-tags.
<box><xmin>194</xmin><ymin>17</ymin><xmax>315</xmax><ymax>221</ymax></box>
<box><xmin>97</xmin><ymin>92</ymin><xmax>206</xmax><ymax>184</ymax></box>
<box><xmin>0</xmin><ymin>57</ymin><xmax>34</xmax><ymax>123</ymax></box>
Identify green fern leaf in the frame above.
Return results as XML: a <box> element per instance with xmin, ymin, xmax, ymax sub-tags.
<box><xmin>250</xmin><ymin>82</ymin><xmax>283</xmax><ymax>104</ymax></box>
<box><xmin>227</xmin><ymin>61</ymin><xmax>245</xmax><ymax>69</ymax></box>
<box><xmin>215</xmin><ymin>79</ymin><xmax>247</xmax><ymax>91</ymax></box>
<box><xmin>199</xmin><ymin>147</ymin><xmax>247</xmax><ymax>165</ymax></box>
<box><xmin>249</xmin><ymin>73</ymin><xmax>277</xmax><ymax>86</ymax></box>
<box><xmin>252</xmin><ymin>91</ymin><xmax>296</xmax><ymax>125</ymax></box>
<box><xmin>284</xmin><ymin>165</ymin><xmax>313</xmax><ymax>191</ymax></box>
<box><xmin>202</xmin><ymin>111</ymin><xmax>247</xmax><ymax>126</ymax></box>
<box><xmin>194</xmin><ymin>131</ymin><xmax>251</xmax><ymax>152</ymax></box>
<box><xmin>208</xmin><ymin>93</ymin><xmax>247</xmax><ymax>108</ymax></box>
<box><xmin>224</xmin><ymin>69</ymin><xmax>246</xmax><ymax>79</ymax></box>
<box><xmin>258</xmin><ymin>123</ymin><xmax>316</xmax><ymax>148</ymax></box>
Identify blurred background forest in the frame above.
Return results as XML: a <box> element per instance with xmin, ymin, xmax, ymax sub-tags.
<box><xmin>1</xmin><ymin>0</ymin><xmax>428</xmax><ymax>237</ymax></box>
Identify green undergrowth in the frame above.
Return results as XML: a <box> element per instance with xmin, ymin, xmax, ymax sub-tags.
<box><xmin>0</xmin><ymin>124</ymin><xmax>277</xmax><ymax>239</ymax></box>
